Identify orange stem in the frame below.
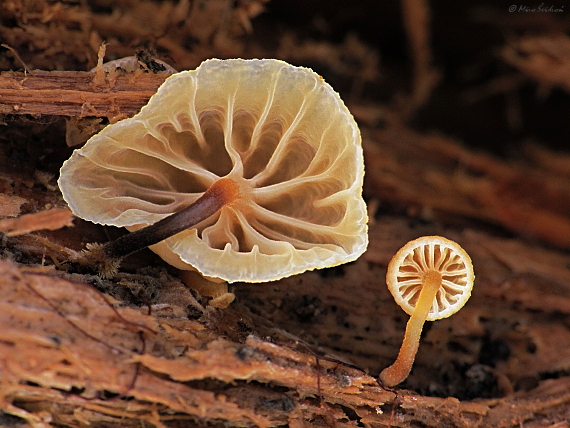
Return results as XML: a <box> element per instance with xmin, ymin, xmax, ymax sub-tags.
<box><xmin>379</xmin><ymin>270</ymin><xmax>442</xmax><ymax>387</ymax></box>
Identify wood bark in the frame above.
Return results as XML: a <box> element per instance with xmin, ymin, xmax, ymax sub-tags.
<box><xmin>0</xmin><ymin>71</ymin><xmax>168</xmax><ymax>121</ymax></box>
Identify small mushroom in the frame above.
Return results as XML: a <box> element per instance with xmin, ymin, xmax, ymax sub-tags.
<box><xmin>379</xmin><ymin>236</ymin><xmax>474</xmax><ymax>387</ymax></box>
<box><xmin>58</xmin><ymin>58</ymin><xmax>368</xmax><ymax>283</ymax></box>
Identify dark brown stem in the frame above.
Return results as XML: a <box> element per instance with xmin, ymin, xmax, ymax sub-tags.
<box><xmin>101</xmin><ymin>177</ymin><xmax>239</xmax><ymax>261</ymax></box>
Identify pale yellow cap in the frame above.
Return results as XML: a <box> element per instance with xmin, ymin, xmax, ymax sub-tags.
<box><xmin>59</xmin><ymin>58</ymin><xmax>368</xmax><ymax>283</ymax></box>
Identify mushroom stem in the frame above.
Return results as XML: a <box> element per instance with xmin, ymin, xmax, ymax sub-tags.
<box><xmin>379</xmin><ymin>270</ymin><xmax>442</xmax><ymax>387</ymax></box>
<box><xmin>101</xmin><ymin>177</ymin><xmax>240</xmax><ymax>261</ymax></box>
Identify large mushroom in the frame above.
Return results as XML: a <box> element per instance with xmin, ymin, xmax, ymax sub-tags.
<box><xmin>379</xmin><ymin>236</ymin><xmax>475</xmax><ymax>387</ymax></box>
<box><xmin>58</xmin><ymin>58</ymin><xmax>368</xmax><ymax>284</ymax></box>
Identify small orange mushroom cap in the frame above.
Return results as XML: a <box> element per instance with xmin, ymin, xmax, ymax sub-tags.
<box><xmin>58</xmin><ymin>59</ymin><xmax>368</xmax><ymax>283</ymax></box>
<box><xmin>386</xmin><ymin>235</ymin><xmax>474</xmax><ymax>321</ymax></box>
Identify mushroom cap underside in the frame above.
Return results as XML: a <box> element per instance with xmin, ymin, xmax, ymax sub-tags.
<box><xmin>386</xmin><ymin>236</ymin><xmax>474</xmax><ymax>320</ymax></box>
<box><xmin>58</xmin><ymin>58</ymin><xmax>368</xmax><ymax>283</ymax></box>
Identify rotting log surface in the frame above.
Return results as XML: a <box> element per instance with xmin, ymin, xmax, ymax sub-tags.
<box><xmin>2</xmin><ymin>252</ymin><xmax>570</xmax><ymax>428</ymax></box>
<box><xmin>360</xmin><ymin>125</ymin><xmax>570</xmax><ymax>251</ymax></box>
<box><xmin>0</xmin><ymin>71</ymin><xmax>168</xmax><ymax>120</ymax></box>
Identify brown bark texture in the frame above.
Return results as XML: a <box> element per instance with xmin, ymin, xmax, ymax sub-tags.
<box><xmin>0</xmin><ymin>70</ymin><xmax>167</xmax><ymax>121</ymax></box>
<box><xmin>2</xmin><ymin>1</ymin><xmax>570</xmax><ymax>427</ymax></box>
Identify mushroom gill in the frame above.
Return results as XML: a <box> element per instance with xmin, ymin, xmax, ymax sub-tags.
<box><xmin>58</xmin><ymin>58</ymin><xmax>368</xmax><ymax>283</ymax></box>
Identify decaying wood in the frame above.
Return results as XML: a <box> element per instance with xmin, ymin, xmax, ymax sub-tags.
<box><xmin>0</xmin><ymin>257</ymin><xmax>390</xmax><ymax>428</ymax></box>
<box><xmin>362</xmin><ymin>125</ymin><xmax>570</xmax><ymax>250</ymax></box>
<box><xmin>0</xmin><ymin>207</ymin><xmax>74</xmax><ymax>237</ymax></box>
<box><xmin>0</xmin><ymin>260</ymin><xmax>269</xmax><ymax>427</ymax></box>
<box><xmin>0</xmin><ymin>71</ymin><xmax>168</xmax><ymax>121</ymax></box>
<box><xmin>3</xmin><ymin>214</ymin><xmax>570</xmax><ymax>427</ymax></box>
<box><xmin>0</xmin><ymin>194</ymin><xmax>27</xmax><ymax>217</ymax></box>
